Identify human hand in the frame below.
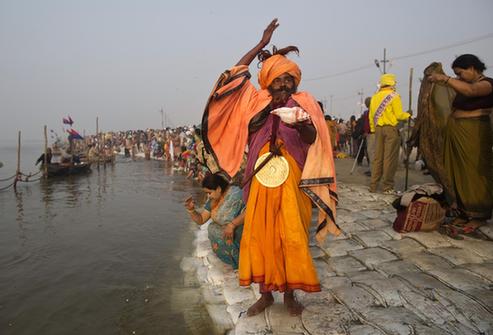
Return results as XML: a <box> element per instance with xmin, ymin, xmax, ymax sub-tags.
<box><xmin>428</xmin><ymin>73</ymin><xmax>448</xmax><ymax>83</ymax></box>
<box><xmin>223</xmin><ymin>223</ymin><xmax>234</xmax><ymax>244</ymax></box>
<box><xmin>271</xmin><ymin>107</ymin><xmax>310</xmax><ymax>125</ymax></box>
<box><xmin>184</xmin><ymin>195</ymin><xmax>195</xmax><ymax>211</ymax></box>
<box><xmin>260</xmin><ymin>18</ymin><xmax>279</xmax><ymax>47</ymax></box>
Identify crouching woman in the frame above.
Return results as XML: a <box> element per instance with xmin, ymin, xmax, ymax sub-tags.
<box><xmin>185</xmin><ymin>173</ymin><xmax>245</xmax><ymax>269</ymax></box>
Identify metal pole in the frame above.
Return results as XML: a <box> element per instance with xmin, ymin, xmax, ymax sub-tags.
<box><xmin>350</xmin><ymin>139</ymin><xmax>365</xmax><ymax>175</ymax></box>
<box><xmin>404</xmin><ymin>68</ymin><xmax>414</xmax><ymax>191</ymax></box>
<box><xmin>383</xmin><ymin>48</ymin><xmax>387</xmax><ymax>74</ymax></box>
<box><xmin>330</xmin><ymin>95</ymin><xmax>333</xmax><ymax>115</ymax></box>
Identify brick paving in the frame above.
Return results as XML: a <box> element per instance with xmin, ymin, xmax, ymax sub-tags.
<box><xmin>184</xmin><ymin>182</ymin><xmax>493</xmax><ymax>335</ymax></box>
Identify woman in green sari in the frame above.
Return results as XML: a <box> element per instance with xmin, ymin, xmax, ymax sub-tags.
<box><xmin>429</xmin><ymin>54</ymin><xmax>493</xmax><ymax>233</ymax></box>
<box><xmin>185</xmin><ymin>173</ymin><xmax>245</xmax><ymax>269</ymax></box>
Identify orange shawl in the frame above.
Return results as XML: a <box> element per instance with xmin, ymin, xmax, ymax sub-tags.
<box><xmin>202</xmin><ymin>65</ymin><xmax>340</xmax><ymax>242</ymax></box>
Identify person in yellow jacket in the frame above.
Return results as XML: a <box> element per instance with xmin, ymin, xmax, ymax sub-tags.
<box><xmin>369</xmin><ymin>74</ymin><xmax>410</xmax><ymax>194</ymax></box>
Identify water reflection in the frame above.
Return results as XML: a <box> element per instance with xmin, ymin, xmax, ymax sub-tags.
<box><xmin>1</xmin><ymin>157</ymin><xmax>214</xmax><ymax>334</ymax></box>
<box><xmin>40</xmin><ymin>177</ymin><xmax>54</xmax><ymax>204</ymax></box>
<box><xmin>97</xmin><ymin>166</ymin><xmax>108</xmax><ymax>198</ymax></box>
<box><xmin>14</xmin><ymin>189</ymin><xmax>26</xmax><ymax>243</ymax></box>
<box><xmin>65</xmin><ymin>177</ymin><xmax>81</xmax><ymax>207</ymax></box>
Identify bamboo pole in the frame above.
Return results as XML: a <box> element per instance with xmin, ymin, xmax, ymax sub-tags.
<box><xmin>17</xmin><ymin>131</ymin><xmax>21</xmax><ymax>174</ymax></box>
<box><xmin>44</xmin><ymin>125</ymin><xmax>48</xmax><ymax>178</ymax></box>
<box><xmin>14</xmin><ymin>131</ymin><xmax>21</xmax><ymax>190</ymax></box>
<box><xmin>404</xmin><ymin>68</ymin><xmax>414</xmax><ymax>191</ymax></box>
<box><xmin>96</xmin><ymin>117</ymin><xmax>99</xmax><ymax>167</ymax></box>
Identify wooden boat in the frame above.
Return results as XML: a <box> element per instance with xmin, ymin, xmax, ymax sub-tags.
<box><xmin>44</xmin><ymin>162</ymin><xmax>92</xmax><ymax>177</ymax></box>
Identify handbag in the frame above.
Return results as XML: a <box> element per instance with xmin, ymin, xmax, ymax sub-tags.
<box><xmin>392</xmin><ymin>183</ymin><xmax>446</xmax><ymax>233</ymax></box>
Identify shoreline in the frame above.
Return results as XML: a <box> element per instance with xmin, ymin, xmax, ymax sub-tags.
<box><xmin>122</xmin><ymin>150</ymin><xmax>493</xmax><ymax>334</ymax></box>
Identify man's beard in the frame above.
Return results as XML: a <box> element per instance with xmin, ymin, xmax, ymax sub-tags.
<box><xmin>268</xmin><ymin>86</ymin><xmax>297</xmax><ymax>106</ymax></box>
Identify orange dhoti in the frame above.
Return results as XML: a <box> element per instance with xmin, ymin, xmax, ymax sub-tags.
<box><xmin>239</xmin><ymin>144</ymin><xmax>321</xmax><ymax>292</ymax></box>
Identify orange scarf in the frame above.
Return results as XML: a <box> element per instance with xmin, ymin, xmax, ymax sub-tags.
<box><xmin>202</xmin><ymin>65</ymin><xmax>340</xmax><ymax>242</ymax></box>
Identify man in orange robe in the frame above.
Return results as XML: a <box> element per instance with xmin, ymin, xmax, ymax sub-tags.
<box><xmin>202</xmin><ymin>19</ymin><xmax>339</xmax><ymax>316</ymax></box>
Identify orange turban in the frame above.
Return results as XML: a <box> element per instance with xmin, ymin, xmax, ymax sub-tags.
<box><xmin>258</xmin><ymin>54</ymin><xmax>301</xmax><ymax>90</ymax></box>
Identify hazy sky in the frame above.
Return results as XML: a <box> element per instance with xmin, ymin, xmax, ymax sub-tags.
<box><xmin>1</xmin><ymin>0</ymin><xmax>492</xmax><ymax>141</ymax></box>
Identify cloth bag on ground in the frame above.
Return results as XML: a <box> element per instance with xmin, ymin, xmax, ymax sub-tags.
<box><xmin>392</xmin><ymin>183</ymin><xmax>446</xmax><ymax>233</ymax></box>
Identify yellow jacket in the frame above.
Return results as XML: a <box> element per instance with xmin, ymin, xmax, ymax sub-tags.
<box><xmin>369</xmin><ymin>88</ymin><xmax>410</xmax><ymax>132</ymax></box>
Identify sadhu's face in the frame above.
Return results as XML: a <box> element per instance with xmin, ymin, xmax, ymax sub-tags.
<box><xmin>268</xmin><ymin>73</ymin><xmax>297</xmax><ymax>104</ymax></box>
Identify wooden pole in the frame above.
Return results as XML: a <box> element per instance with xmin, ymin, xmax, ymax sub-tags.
<box><xmin>96</xmin><ymin>117</ymin><xmax>100</xmax><ymax>166</ymax></box>
<box><xmin>14</xmin><ymin>131</ymin><xmax>21</xmax><ymax>190</ymax></box>
<box><xmin>44</xmin><ymin>125</ymin><xmax>48</xmax><ymax>178</ymax></box>
<box><xmin>17</xmin><ymin>131</ymin><xmax>21</xmax><ymax>174</ymax></box>
<box><xmin>404</xmin><ymin>68</ymin><xmax>414</xmax><ymax>191</ymax></box>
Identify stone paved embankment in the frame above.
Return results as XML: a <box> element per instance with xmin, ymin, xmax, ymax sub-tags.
<box><xmin>182</xmin><ymin>183</ymin><xmax>493</xmax><ymax>335</ymax></box>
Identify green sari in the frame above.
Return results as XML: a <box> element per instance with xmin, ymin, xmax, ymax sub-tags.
<box><xmin>444</xmin><ymin>116</ymin><xmax>493</xmax><ymax>220</ymax></box>
<box><xmin>204</xmin><ymin>186</ymin><xmax>244</xmax><ymax>269</ymax></box>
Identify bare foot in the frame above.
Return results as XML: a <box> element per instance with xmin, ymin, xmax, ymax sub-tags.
<box><xmin>247</xmin><ymin>293</ymin><xmax>274</xmax><ymax>317</ymax></box>
<box><xmin>284</xmin><ymin>291</ymin><xmax>303</xmax><ymax>316</ymax></box>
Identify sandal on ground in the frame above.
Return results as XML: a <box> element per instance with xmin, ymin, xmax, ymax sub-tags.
<box><xmin>439</xmin><ymin>220</ymin><xmax>483</xmax><ymax>239</ymax></box>
<box><xmin>383</xmin><ymin>189</ymin><xmax>397</xmax><ymax>195</ymax></box>
<box><xmin>464</xmin><ymin>219</ymin><xmax>484</xmax><ymax>230</ymax></box>
<box><xmin>438</xmin><ymin>224</ymin><xmax>464</xmax><ymax>240</ymax></box>
<box><xmin>450</xmin><ymin>217</ymin><xmax>468</xmax><ymax>226</ymax></box>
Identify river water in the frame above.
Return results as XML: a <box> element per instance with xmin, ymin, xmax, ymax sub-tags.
<box><xmin>0</xmin><ymin>141</ymin><xmax>213</xmax><ymax>335</ymax></box>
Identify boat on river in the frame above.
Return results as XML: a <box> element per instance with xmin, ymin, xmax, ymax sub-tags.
<box><xmin>44</xmin><ymin>162</ymin><xmax>92</xmax><ymax>177</ymax></box>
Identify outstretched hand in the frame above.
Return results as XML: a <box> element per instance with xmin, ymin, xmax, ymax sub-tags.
<box><xmin>235</xmin><ymin>18</ymin><xmax>279</xmax><ymax>66</ymax></box>
<box><xmin>260</xmin><ymin>18</ymin><xmax>279</xmax><ymax>47</ymax></box>
<box><xmin>184</xmin><ymin>196</ymin><xmax>195</xmax><ymax>211</ymax></box>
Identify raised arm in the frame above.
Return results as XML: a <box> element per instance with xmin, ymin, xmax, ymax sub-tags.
<box><xmin>235</xmin><ymin>18</ymin><xmax>279</xmax><ymax>66</ymax></box>
<box><xmin>428</xmin><ymin>72</ymin><xmax>493</xmax><ymax>97</ymax></box>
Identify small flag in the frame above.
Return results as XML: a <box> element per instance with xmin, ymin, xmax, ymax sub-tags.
<box><xmin>67</xmin><ymin>128</ymin><xmax>83</xmax><ymax>140</ymax></box>
<box><xmin>63</xmin><ymin>116</ymin><xmax>74</xmax><ymax>125</ymax></box>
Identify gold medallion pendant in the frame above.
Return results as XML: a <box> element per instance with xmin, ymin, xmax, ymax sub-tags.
<box><xmin>254</xmin><ymin>152</ymin><xmax>289</xmax><ymax>188</ymax></box>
